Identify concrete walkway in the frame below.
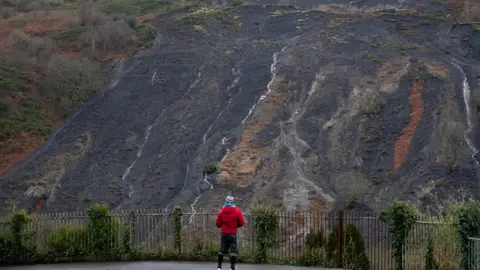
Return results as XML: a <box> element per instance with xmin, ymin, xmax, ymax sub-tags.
<box><xmin>2</xmin><ymin>261</ymin><xmax>336</xmax><ymax>270</ymax></box>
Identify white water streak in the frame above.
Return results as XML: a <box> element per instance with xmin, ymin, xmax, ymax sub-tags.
<box><xmin>181</xmin><ymin>163</ymin><xmax>190</xmax><ymax>192</ymax></box>
<box><xmin>452</xmin><ymin>62</ymin><xmax>479</xmax><ymax>165</ymax></box>
<box><xmin>151</xmin><ymin>70</ymin><xmax>157</xmax><ymax>85</ymax></box>
<box><xmin>203</xmin><ymin>69</ymin><xmax>241</xmax><ymax>144</ymax></box>
<box><xmin>116</xmin><ymin>121</ymin><xmax>156</xmax><ymax>210</ymax></box>
<box><xmin>178</xmin><ymin>70</ymin><xmax>205</xmax><ymax>193</ymax></box>
<box><xmin>221</xmin><ymin>136</ymin><xmax>230</xmax><ymax>162</ymax></box>
<box><xmin>241</xmin><ymin>48</ymin><xmax>284</xmax><ymax>124</ymax></box>
<box><xmin>203</xmin><ymin>173</ymin><xmax>213</xmax><ymax>190</ymax></box>
<box><xmin>189</xmin><ymin>194</ymin><xmax>202</xmax><ymax>224</ymax></box>
<box><xmin>189</xmin><ymin>68</ymin><xmax>241</xmax><ymax>224</ymax></box>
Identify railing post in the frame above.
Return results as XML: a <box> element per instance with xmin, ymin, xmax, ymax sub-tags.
<box><xmin>336</xmin><ymin>210</ymin><xmax>344</xmax><ymax>268</ymax></box>
<box><xmin>129</xmin><ymin>211</ymin><xmax>136</xmax><ymax>249</ymax></box>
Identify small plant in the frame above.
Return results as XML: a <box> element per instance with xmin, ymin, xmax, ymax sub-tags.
<box><xmin>361</xmin><ymin>53</ymin><xmax>381</xmax><ymax>64</ymax></box>
<box><xmin>46</xmin><ymin>225</ymin><xmax>88</xmax><ymax>257</ymax></box>
<box><xmin>204</xmin><ymin>163</ymin><xmax>217</xmax><ymax>174</ymax></box>
<box><xmin>135</xmin><ymin>24</ymin><xmax>156</xmax><ymax>46</ymax></box>
<box><xmin>193</xmin><ymin>25</ymin><xmax>207</xmax><ymax>33</ymax></box>
<box><xmin>360</xmin><ymin>96</ymin><xmax>382</xmax><ymax>116</ymax></box>
<box><xmin>231</xmin><ymin>0</ymin><xmax>243</xmax><ymax>7</ymax></box>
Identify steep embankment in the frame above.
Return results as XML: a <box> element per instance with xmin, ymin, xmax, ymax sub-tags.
<box><xmin>1</xmin><ymin>2</ymin><xmax>480</xmax><ymax>214</ymax></box>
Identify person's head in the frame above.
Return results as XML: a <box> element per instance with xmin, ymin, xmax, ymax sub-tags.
<box><xmin>224</xmin><ymin>195</ymin><xmax>235</xmax><ymax>207</ymax></box>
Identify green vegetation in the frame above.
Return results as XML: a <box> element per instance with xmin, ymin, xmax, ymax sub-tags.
<box><xmin>372</xmin><ymin>40</ymin><xmax>405</xmax><ymax>52</ymax></box>
<box><xmin>301</xmin><ymin>223</ymin><xmax>369</xmax><ymax>268</ymax></box>
<box><xmin>135</xmin><ymin>25</ymin><xmax>156</xmax><ymax>47</ymax></box>
<box><xmin>0</xmin><ymin>97</ymin><xmax>52</xmax><ymax>138</ymax></box>
<box><xmin>203</xmin><ymin>163</ymin><xmax>217</xmax><ymax>174</ymax></box>
<box><xmin>380</xmin><ymin>201</ymin><xmax>419</xmax><ymax>270</ymax></box>
<box><xmin>360</xmin><ymin>96</ymin><xmax>382</xmax><ymax>116</ymax></box>
<box><xmin>1</xmin><ymin>200</ymin><xmax>480</xmax><ymax>268</ymax></box>
<box><xmin>43</xmin><ymin>57</ymin><xmax>99</xmax><ymax>117</ymax></box>
<box><xmin>0</xmin><ymin>65</ymin><xmax>29</xmax><ymax>93</ymax></box>
<box><xmin>424</xmin><ymin>235</ymin><xmax>438</xmax><ymax>270</ymax></box>
<box><xmin>251</xmin><ymin>204</ymin><xmax>279</xmax><ymax>263</ymax></box>
<box><xmin>48</xmin><ymin>27</ymin><xmax>89</xmax><ymax>45</ymax></box>
<box><xmin>96</xmin><ymin>0</ymin><xmax>174</xmax><ymax>16</ymax></box>
<box><xmin>361</xmin><ymin>53</ymin><xmax>381</xmax><ymax>64</ymax></box>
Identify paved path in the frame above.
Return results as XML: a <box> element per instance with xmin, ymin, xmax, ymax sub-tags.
<box><xmin>2</xmin><ymin>262</ymin><xmax>336</xmax><ymax>270</ymax></box>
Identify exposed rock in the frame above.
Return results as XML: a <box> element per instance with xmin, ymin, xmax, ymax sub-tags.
<box><xmin>1</xmin><ymin>2</ymin><xmax>480</xmax><ymax>214</ymax></box>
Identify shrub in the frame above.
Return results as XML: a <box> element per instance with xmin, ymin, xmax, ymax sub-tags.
<box><xmin>0</xmin><ymin>235</ymin><xmax>14</xmax><ymax>263</ymax></box>
<box><xmin>324</xmin><ymin>223</ymin><xmax>369</xmax><ymax>269</ymax></box>
<box><xmin>453</xmin><ymin>200</ymin><xmax>480</xmax><ymax>270</ymax></box>
<box><xmin>343</xmin><ymin>224</ymin><xmax>370</xmax><ymax>270</ymax></box>
<box><xmin>135</xmin><ymin>24</ymin><xmax>156</xmax><ymax>47</ymax></box>
<box><xmin>424</xmin><ymin>234</ymin><xmax>438</xmax><ymax>270</ymax></box>
<box><xmin>8</xmin><ymin>30</ymin><xmax>55</xmax><ymax>67</ymax></box>
<box><xmin>0</xmin><ymin>97</ymin><xmax>52</xmax><ymax>138</ymax></box>
<box><xmin>79</xmin><ymin>20</ymin><xmax>135</xmax><ymax>53</ymax></box>
<box><xmin>252</xmin><ymin>204</ymin><xmax>279</xmax><ymax>263</ymax></box>
<box><xmin>48</xmin><ymin>27</ymin><xmax>89</xmax><ymax>45</ymax></box>
<box><xmin>42</xmin><ymin>57</ymin><xmax>99</xmax><ymax>116</ymax></box>
<box><xmin>173</xmin><ymin>205</ymin><xmax>182</xmax><ymax>252</ymax></box>
<box><xmin>306</xmin><ymin>229</ymin><xmax>326</xmax><ymax>249</ymax></box>
<box><xmin>231</xmin><ymin>0</ymin><xmax>243</xmax><ymax>7</ymax></box>
<box><xmin>3</xmin><ymin>207</ymin><xmax>38</xmax><ymax>264</ymax></box>
<box><xmin>380</xmin><ymin>200</ymin><xmax>419</xmax><ymax>270</ymax></box>
<box><xmin>86</xmin><ymin>203</ymin><xmax>126</xmax><ymax>256</ymax></box>
<box><xmin>0</xmin><ymin>64</ymin><xmax>29</xmax><ymax>92</ymax></box>
<box><xmin>204</xmin><ymin>163</ymin><xmax>217</xmax><ymax>174</ymax></box>
<box><xmin>46</xmin><ymin>226</ymin><xmax>88</xmax><ymax>257</ymax></box>
<box><xmin>296</xmin><ymin>247</ymin><xmax>333</xmax><ymax>267</ymax></box>
<box><xmin>360</xmin><ymin>96</ymin><xmax>382</xmax><ymax>116</ymax></box>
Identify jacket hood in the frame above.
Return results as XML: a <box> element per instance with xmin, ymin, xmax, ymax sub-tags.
<box><xmin>222</xmin><ymin>205</ymin><xmax>236</xmax><ymax>213</ymax></box>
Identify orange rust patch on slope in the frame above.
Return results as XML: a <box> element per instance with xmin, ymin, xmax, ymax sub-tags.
<box><xmin>393</xmin><ymin>80</ymin><xmax>425</xmax><ymax>172</ymax></box>
<box><xmin>33</xmin><ymin>199</ymin><xmax>45</xmax><ymax>216</ymax></box>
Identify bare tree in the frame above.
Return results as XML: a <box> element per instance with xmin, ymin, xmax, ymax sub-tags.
<box><xmin>76</xmin><ymin>0</ymin><xmax>107</xmax><ymax>26</ymax></box>
<box><xmin>80</xmin><ymin>19</ymin><xmax>134</xmax><ymax>54</ymax></box>
<box><xmin>8</xmin><ymin>29</ymin><xmax>55</xmax><ymax>67</ymax></box>
<box><xmin>438</xmin><ymin>121</ymin><xmax>466</xmax><ymax>172</ymax></box>
<box><xmin>333</xmin><ymin>171</ymin><xmax>371</xmax><ymax>210</ymax></box>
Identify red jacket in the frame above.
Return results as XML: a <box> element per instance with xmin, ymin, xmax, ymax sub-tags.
<box><xmin>216</xmin><ymin>206</ymin><xmax>245</xmax><ymax>234</ymax></box>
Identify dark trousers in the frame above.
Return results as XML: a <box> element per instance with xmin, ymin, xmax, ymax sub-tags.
<box><xmin>217</xmin><ymin>233</ymin><xmax>238</xmax><ymax>269</ymax></box>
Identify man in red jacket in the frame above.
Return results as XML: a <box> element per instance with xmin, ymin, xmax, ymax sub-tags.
<box><xmin>216</xmin><ymin>196</ymin><xmax>245</xmax><ymax>270</ymax></box>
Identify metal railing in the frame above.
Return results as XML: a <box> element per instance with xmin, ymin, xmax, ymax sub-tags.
<box><xmin>468</xmin><ymin>237</ymin><xmax>480</xmax><ymax>270</ymax></box>
<box><xmin>2</xmin><ymin>209</ymin><xmax>479</xmax><ymax>269</ymax></box>
<box><xmin>0</xmin><ymin>209</ymin><xmax>395</xmax><ymax>268</ymax></box>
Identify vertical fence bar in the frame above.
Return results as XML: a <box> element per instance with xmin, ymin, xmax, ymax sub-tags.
<box><xmin>336</xmin><ymin>210</ymin><xmax>344</xmax><ymax>268</ymax></box>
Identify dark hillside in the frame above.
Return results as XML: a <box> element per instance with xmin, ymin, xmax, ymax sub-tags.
<box><xmin>1</xmin><ymin>1</ymin><xmax>480</xmax><ymax>214</ymax></box>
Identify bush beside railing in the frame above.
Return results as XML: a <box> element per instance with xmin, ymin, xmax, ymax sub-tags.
<box><xmin>1</xmin><ymin>200</ymin><xmax>480</xmax><ymax>269</ymax></box>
